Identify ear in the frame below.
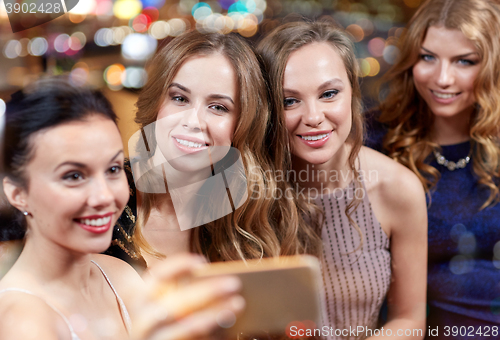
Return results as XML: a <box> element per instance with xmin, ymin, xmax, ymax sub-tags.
<box><xmin>3</xmin><ymin>176</ymin><xmax>28</xmax><ymax>213</ymax></box>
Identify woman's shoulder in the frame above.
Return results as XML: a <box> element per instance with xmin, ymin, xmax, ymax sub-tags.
<box><xmin>0</xmin><ymin>289</ymin><xmax>66</xmax><ymax>339</ymax></box>
<box><xmin>359</xmin><ymin>146</ymin><xmax>425</xmax><ymax>218</ymax></box>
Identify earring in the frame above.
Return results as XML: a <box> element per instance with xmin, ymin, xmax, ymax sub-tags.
<box><xmin>23</xmin><ymin>211</ymin><xmax>29</xmax><ymax>216</ymax></box>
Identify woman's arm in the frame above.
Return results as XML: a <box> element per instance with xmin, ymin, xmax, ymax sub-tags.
<box><xmin>362</xmin><ymin>147</ymin><xmax>427</xmax><ymax>339</ymax></box>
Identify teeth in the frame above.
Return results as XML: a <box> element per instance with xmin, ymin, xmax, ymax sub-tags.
<box><xmin>432</xmin><ymin>91</ymin><xmax>458</xmax><ymax>99</ymax></box>
<box><xmin>300</xmin><ymin>133</ymin><xmax>329</xmax><ymax>141</ymax></box>
<box><xmin>175</xmin><ymin>138</ymin><xmax>205</xmax><ymax>148</ymax></box>
<box><xmin>78</xmin><ymin>216</ymin><xmax>111</xmax><ymax>227</ymax></box>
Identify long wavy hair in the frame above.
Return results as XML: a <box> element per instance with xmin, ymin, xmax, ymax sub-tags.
<box><xmin>379</xmin><ymin>0</ymin><xmax>500</xmax><ymax>209</ymax></box>
<box><xmin>133</xmin><ymin>30</ymin><xmax>322</xmax><ymax>262</ymax></box>
<box><xmin>257</xmin><ymin>21</ymin><xmax>365</xmax><ymax>244</ymax></box>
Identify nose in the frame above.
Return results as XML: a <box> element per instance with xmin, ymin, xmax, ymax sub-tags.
<box><xmin>88</xmin><ymin>176</ymin><xmax>114</xmax><ymax>209</ymax></box>
<box><xmin>436</xmin><ymin>61</ymin><xmax>454</xmax><ymax>88</ymax></box>
<box><xmin>302</xmin><ymin>101</ymin><xmax>324</xmax><ymax>127</ymax></box>
<box><xmin>181</xmin><ymin>106</ymin><xmax>204</xmax><ymax>132</ymax></box>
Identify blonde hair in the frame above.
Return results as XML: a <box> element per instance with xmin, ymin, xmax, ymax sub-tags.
<box><xmin>133</xmin><ymin>30</ymin><xmax>322</xmax><ymax>261</ymax></box>
<box><xmin>379</xmin><ymin>0</ymin><xmax>500</xmax><ymax>209</ymax></box>
<box><xmin>257</xmin><ymin>20</ymin><xmax>365</xmax><ymax>244</ymax></box>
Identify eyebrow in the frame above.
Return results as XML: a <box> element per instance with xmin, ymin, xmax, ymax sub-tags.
<box><xmin>421</xmin><ymin>47</ymin><xmax>479</xmax><ymax>58</ymax></box>
<box><xmin>55</xmin><ymin>150</ymin><xmax>124</xmax><ymax>171</ymax></box>
<box><xmin>169</xmin><ymin>82</ymin><xmax>234</xmax><ymax>105</ymax></box>
<box><xmin>284</xmin><ymin>78</ymin><xmax>345</xmax><ymax>95</ymax></box>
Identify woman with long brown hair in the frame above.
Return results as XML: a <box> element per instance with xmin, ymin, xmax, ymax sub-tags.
<box><xmin>258</xmin><ymin>21</ymin><xmax>427</xmax><ymax>339</ymax></box>
<box><xmin>367</xmin><ymin>0</ymin><xmax>500</xmax><ymax>335</ymax></box>
<box><xmin>123</xmin><ymin>30</ymin><xmax>321</xmax><ymax>267</ymax></box>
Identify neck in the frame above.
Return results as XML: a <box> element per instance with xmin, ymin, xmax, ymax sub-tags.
<box><xmin>291</xmin><ymin>143</ymin><xmax>353</xmax><ymax>192</ymax></box>
<box><xmin>432</xmin><ymin>108</ymin><xmax>472</xmax><ymax>145</ymax></box>
<box><xmin>15</xmin><ymin>233</ymin><xmax>93</xmax><ymax>292</ymax></box>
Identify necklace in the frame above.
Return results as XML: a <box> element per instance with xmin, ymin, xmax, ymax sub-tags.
<box><xmin>433</xmin><ymin>148</ymin><xmax>471</xmax><ymax>171</ymax></box>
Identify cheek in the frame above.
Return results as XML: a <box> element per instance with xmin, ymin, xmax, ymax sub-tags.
<box><xmin>211</xmin><ymin>117</ymin><xmax>237</xmax><ymax>145</ymax></box>
<box><xmin>284</xmin><ymin>111</ymin><xmax>301</xmax><ymax>136</ymax></box>
<box><xmin>412</xmin><ymin>64</ymin><xmax>428</xmax><ymax>90</ymax></box>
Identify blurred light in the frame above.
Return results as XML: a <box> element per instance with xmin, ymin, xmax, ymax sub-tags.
<box><xmin>132</xmin><ymin>14</ymin><xmax>150</xmax><ymax>32</ymax></box>
<box><xmin>122</xmin><ymin>67</ymin><xmax>148</xmax><ymax>88</ymax></box>
<box><xmin>383</xmin><ymin>45</ymin><xmax>399</xmax><ymax>65</ymax></box>
<box><xmin>70</xmin><ymin>32</ymin><xmax>87</xmax><ymax>51</ymax></box>
<box><xmin>95</xmin><ymin>28</ymin><xmax>114</xmax><ymax>47</ymax></box>
<box><xmin>368</xmin><ymin>37</ymin><xmax>385</xmax><ymax>57</ymax></box>
<box><xmin>404</xmin><ymin>0</ymin><xmax>421</xmax><ymax>8</ymax></box>
<box><xmin>449</xmin><ymin>255</ymin><xmax>474</xmax><ymax>275</ymax></box>
<box><xmin>228</xmin><ymin>12</ymin><xmax>244</xmax><ymax>29</ymax></box>
<box><xmin>54</xmin><ymin>34</ymin><xmax>71</xmax><ymax>53</ymax></box>
<box><xmin>114</xmin><ymin>0</ymin><xmax>142</xmax><ymax>19</ymax></box>
<box><xmin>142</xmin><ymin>7</ymin><xmax>159</xmax><ymax>22</ymax></box>
<box><xmin>70</xmin><ymin>62</ymin><xmax>90</xmax><ymax>86</ymax></box>
<box><xmin>220</xmin><ymin>0</ymin><xmax>236</xmax><ymax>10</ymax></box>
<box><xmin>121</xmin><ymin>33</ymin><xmax>157</xmax><ymax>60</ymax></box>
<box><xmin>238</xmin><ymin>15</ymin><xmax>258</xmax><ymax>37</ymax></box>
<box><xmin>458</xmin><ymin>232</ymin><xmax>476</xmax><ymax>255</ymax></box>
<box><xmin>356</xmin><ymin>18</ymin><xmax>374</xmax><ymax>37</ymax></box>
<box><xmin>374</xmin><ymin>16</ymin><xmax>393</xmax><ymax>32</ymax></box>
<box><xmin>141</xmin><ymin>0</ymin><xmax>165</xmax><ymax>9</ymax></box>
<box><xmin>365</xmin><ymin>57</ymin><xmax>380</xmax><ymax>77</ymax></box>
<box><xmin>229</xmin><ymin>1</ymin><xmax>248</xmax><ymax>13</ymax></box>
<box><xmin>168</xmin><ymin>18</ymin><xmax>188</xmax><ymax>36</ymax></box>
<box><xmin>193</xmin><ymin>5</ymin><xmax>212</xmax><ymax>21</ymax></box>
<box><xmin>28</xmin><ymin>37</ymin><xmax>48</xmax><ymax>56</ymax></box>
<box><xmin>4</xmin><ymin>40</ymin><xmax>22</xmax><ymax>59</ymax></box>
<box><xmin>112</xmin><ymin>27</ymin><xmax>128</xmax><ymax>44</ymax></box>
<box><xmin>70</xmin><ymin>0</ymin><xmax>96</xmax><ymax>14</ymax></box>
<box><xmin>395</xmin><ymin>28</ymin><xmax>406</xmax><ymax>38</ymax></box>
<box><xmin>69</xmin><ymin>13</ymin><xmax>86</xmax><ymax>24</ymax></box>
<box><xmin>18</xmin><ymin>38</ymin><xmax>30</xmax><ymax>57</ymax></box>
<box><xmin>0</xmin><ymin>99</ymin><xmax>5</xmax><ymax>117</ymax></box>
<box><xmin>359</xmin><ymin>58</ymin><xmax>369</xmax><ymax>77</ymax></box>
<box><xmin>149</xmin><ymin>21</ymin><xmax>170</xmax><ymax>39</ymax></box>
<box><xmin>104</xmin><ymin>63</ymin><xmax>126</xmax><ymax>87</ymax></box>
<box><xmin>192</xmin><ymin>2</ymin><xmax>210</xmax><ymax>14</ymax></box>
<box><xmin>450</xmin><ymin>224</ymin><xmax>467</xmax><ymax>242</ymax></box>
<box><xmin>95</xmin><ymin>0</ymin><xmax>113</xmax><ymax>16</ymax></box>
<box><xmin>346</xmin><ymin>24</ymin><xmax>364</xmax><ymax>42</ymax></box>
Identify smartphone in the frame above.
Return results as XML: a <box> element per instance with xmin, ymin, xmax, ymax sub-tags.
<box><xmin>193</xmin><ymin>255</ymin><xmax>323</xmax><ymax>337</ymax></box>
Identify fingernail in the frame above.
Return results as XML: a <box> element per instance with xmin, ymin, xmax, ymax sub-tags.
<box><xmin>222</xmin><ymin>277</ymin><xmax>242</xmax><ymax>292</ymax></box>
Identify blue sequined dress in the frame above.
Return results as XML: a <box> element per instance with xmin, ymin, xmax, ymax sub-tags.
<box><xmin>366</xmin><ymin>114</ymin><xmax>500</xmax><ymax>339</ymax></box>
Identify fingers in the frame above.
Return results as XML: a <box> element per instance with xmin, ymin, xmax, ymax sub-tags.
<box><xmin>145</xmin><ymin>295</ymin><xmax>245</xmax><ymax>340</ymax></box>
<box><xmin>147</xmin><ymin>253</ymin><xmax>207</xmax><ymax>282</ymax></box>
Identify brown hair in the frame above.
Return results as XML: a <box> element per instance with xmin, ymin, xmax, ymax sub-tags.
<box><xmin>133</xmin><ymin>30</ymin><xmax>322</xmax><ymax>261</ymax></box>
<box><xmin>379</xmin><ymin>0</ymin><xmax>500</xmax><ymax>209</ymax></box>
<box><xmin>257</xmin><ymin>20</ymin><xmax>364</xmax><ymax>244</ymax></box>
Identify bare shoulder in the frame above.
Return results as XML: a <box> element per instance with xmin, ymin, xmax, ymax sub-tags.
<box><xmin>91</xmin><ymin>254</ymin><xmax>144</xmax><ymax>307</ymax></box>
<box><xmin>358</xmin><ymin>146</ymin><xmax>427</xmax><ymax>236</ymax></box>
<box><xmin>0</xmin><ymin>290</ymin><xmax>67</xmax><ymax>339</ymax></box>
<box><xmin>91</xmin><ymin>254</ymin><xmax>143</xmax><ymax>288</ymax></box>
<box><xmin>359</xmin><ymin>146</ymin><xmax>425</xmax><ymax>207</ymax></box>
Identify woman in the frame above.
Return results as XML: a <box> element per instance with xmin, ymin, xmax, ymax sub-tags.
<box><xmin>258</xmin><ymin>21</ymin><xmax>427</xmax><ymax>339</ymax></box>
<box><xmin>367</xmin><ymin>0</ymin><xmax>500</xmax><ymax>336</ymax></box>
<box><xmin>0</xmin><ymin>78</ymin><xmax>245</xmax><ymax>340</ymax></box>
<box><xmin>126</xmin><ymin>30</ymin><xmax>321</xmax><ymax>266</ymax></box>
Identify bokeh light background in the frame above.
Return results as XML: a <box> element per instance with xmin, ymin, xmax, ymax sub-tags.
<box><xmin>0</xmin><ymin>0</ymin><xmax>424</xmax><ymax>151</ymax></box>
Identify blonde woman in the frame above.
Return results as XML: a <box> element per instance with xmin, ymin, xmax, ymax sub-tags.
<box><xmin>258</xmin><ymin>21</ymin><xmax>427</xmax><ymax>339</ymax></box>
<box><xmin>367</xmin><ymin>0</ymin><xmax>500</xmax><ymax>335</ymax></box>
<box><xmin>122</xmin><ymin>31</ymin><xmax>321</xmax><ymax>266</ymax></box>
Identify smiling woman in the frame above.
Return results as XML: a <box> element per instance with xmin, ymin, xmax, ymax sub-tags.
<box><xmin>258</xmin><ymin>21</ymin><xmax>428</xmax><ymax>339</ymax></box>
<box><xmin>126</xmin><ymin>30</ymin><xmax>322</xmax><ymax>266</ymax></box>
<box><xmin>367</xmin><ymin>0</ymin><xmax>500</xmax><ymax>336</ymax></box>
<box><xmin>0</xmin><ymin>77</ymin><xmax>246</xmax><ymax>340</ymax></box>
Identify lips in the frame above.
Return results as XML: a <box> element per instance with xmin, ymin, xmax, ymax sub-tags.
<box><xmin>431</xmin><ymin>90</ymin><xmax>460</xmax><ymax>99</ymax></box>
<box><xmin>296</xmin><ymin>130</ymin><xmax>332</xmax><ymax>148</ymax></box>
<box><xmin>75</xmin><ymin>213</ymin><xmax>113</xmax><ymax>234</ymax></box>
<box><xmin>172</xmin><ymin>135</ymin><xmax>209</xmax><ymax>154</ymax></box>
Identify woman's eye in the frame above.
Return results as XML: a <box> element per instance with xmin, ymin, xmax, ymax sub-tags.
<box><xmin>63</xmin><ymin>172</ymin><xmax>84</xmax><ymax>182</ymax></box>
<box><xmin>321</xmin><ymin>90</ymin><xmax>339</xmax><ymax>99</ymax></box>
<box><xmin>420</xmin><ymin>54</ymin><xmax>435</xmax><ymax>62</ymax></box>
<box><xmin>284</xmin><ymin>98</ymin><xmax>298</xmax><ymax>108</ymax></box>
<box><xmin>458</xmin><ymin>59</ymin><xmax>477</xmax><ymax>66</ymax></box>
<box><xmin>172</xmin><ymin>95</ymin><xmax>187</xmax><ymax>104</ymax></box>
<box><xmin>209</xmin><ymin>104</ymin><xmax>229</xmax><ymax>113</ymax></box>
<box><xmin>108</xmin><ymin>165</ymin><xmax>123</xmax><ymax>175</ymax></box>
